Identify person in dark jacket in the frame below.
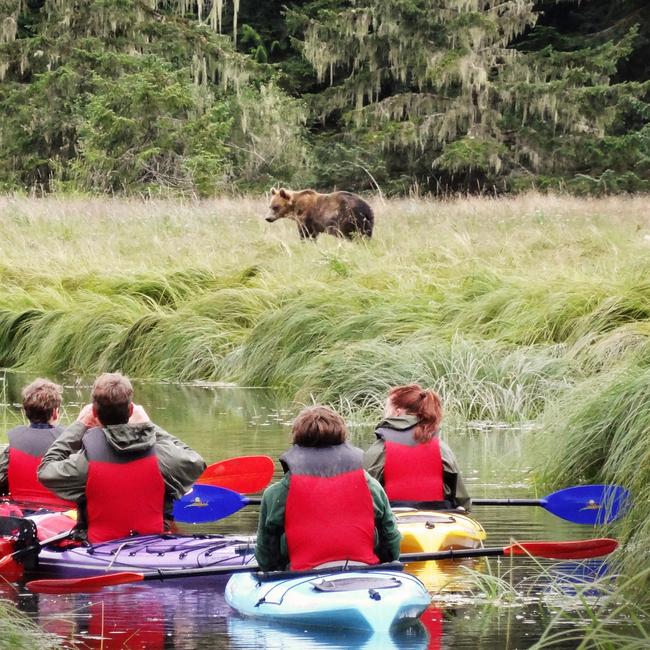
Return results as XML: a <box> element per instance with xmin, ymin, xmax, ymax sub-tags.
<box><xmin>0</xmin><ymin>378</ymin><xmax>74</xmax><ymax>508</ymax></box>
<box><xmin>38</xmin><ymin>372</ymin><xmax>206</xmax><ymax>542</ymax></box>
<box><xmin>364</xmin><ymin>384</ymin><xmax>471</xmax><ymax>510</ymax></box>
<box><xmin>255</xmin><ymin>405</ymin><xmax>402</xmax><ymax>572</ymax></box>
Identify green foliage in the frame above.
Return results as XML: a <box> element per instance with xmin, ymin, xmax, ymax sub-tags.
<box><xmin>0</xmin><ymin>0</ymin><xmax>648</xmax><ymax>194</ymax></box>
<box><xmin>0</xmin><ymin>0</ymin><xmax>308</xmax><ymax>195</ymax></box>
<box><xmin>67</xmin><ymin>57</ymin><xmax>232</xmax><ymax>193</ymax></box>
<box><xmin>286</xmin><ymin>0</ymin><xmax>650</xmax><ymax>194</ymax></box>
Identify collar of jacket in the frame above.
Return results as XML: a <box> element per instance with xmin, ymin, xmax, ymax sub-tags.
<box><xmin>376</xmin><ymin>414</ymin><xmax>419</xmax><ymax>431</ymax></box>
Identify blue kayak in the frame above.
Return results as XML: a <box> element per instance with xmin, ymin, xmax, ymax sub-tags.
<box><xmin>225</xmin><ymin>568</ymin><xmax>431</xmax><ymax>633</ymax></box>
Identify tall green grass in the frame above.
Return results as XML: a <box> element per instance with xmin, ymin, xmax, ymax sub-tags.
<box><xmin>0</xmin><ymin>600</ymin><xmax>62</xmax><ymax>649</ymax></box>
<box><xmin>538</xmin><ymin>363</ymin><xmax>650</xmax><ymax>596</ymax></box>
<box><xmin>2</xmin><ymin>194</ymin><xmax>649</xmax><ymax>422</ymax></box>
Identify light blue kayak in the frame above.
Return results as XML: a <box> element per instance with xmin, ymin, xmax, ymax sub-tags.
<box><xmin>225</xmin><ymin>568</ymin><xmax>431</xmax><ymax>633</ymax></box>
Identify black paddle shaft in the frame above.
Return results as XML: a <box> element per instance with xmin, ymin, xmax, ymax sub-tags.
<box><xmin>245</xmin><ymin>497</ymin><xmax>542</xmax><ymax>507</ymax></box>
<box><xmin>472</xmin><ymin>499</ymin><xmax>542</xmax><ymax>506</ymax></box>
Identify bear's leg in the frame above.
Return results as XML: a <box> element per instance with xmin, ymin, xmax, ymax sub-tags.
<box><xmin>298</xmin><ymin>224</ymin><xmax>319</xmax><ymax>240</ymax></box>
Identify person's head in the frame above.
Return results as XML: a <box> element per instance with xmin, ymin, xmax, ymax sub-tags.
<box><xmin>385</xmin><ymin>384</ymin><xmax>443</xmax><ymax>443</ymax></box>
<box><xmin>292</xmin><ymin>405</ymin><xmax>348</xmax><ymax>447</ymax></box>
<box><xmin>22</xmin><ymin>378</ymin><xmax>63</xmax><ymax>424</ymax></box>
<box><xmin>91</xmin><ymin>372</ymin><xmax>133</xmax><ymax>426</ymax></box>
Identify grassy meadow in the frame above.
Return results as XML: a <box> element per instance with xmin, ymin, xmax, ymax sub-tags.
<box><xmin>1</xmin><ymin>192</ymin><xmax>650</xmax><ymax>595</ymax></box>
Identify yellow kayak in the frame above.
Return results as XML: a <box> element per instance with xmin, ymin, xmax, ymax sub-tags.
<box><xmin>395</xmin><ymin>510</ymin><xmax>485</xmax><ymax>553</ymax></box>
<box><xmin>395</xmin><ymin>509</ymin><xmax>486</xmax><ymax>591</ymax></box>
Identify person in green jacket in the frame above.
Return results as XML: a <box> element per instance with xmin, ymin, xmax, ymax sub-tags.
<box><xmin>364</xmin><ymin>384</ymin><xmax>471</xmax><ymax>511</ymax></box>
<box><xmin>255</xmin><ymin>405</ymin><xmax>402</xmax><ymax>572</ymax></box>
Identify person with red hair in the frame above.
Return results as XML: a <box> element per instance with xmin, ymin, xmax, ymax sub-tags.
<box><xmin>364</xmin><ymin>384</ymin><xmax>470</xmax><ymax>510</ymax></box>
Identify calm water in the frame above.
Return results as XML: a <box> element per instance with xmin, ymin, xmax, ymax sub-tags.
<box><xmin>0</xmin><ymin>371</ymin><xmax>599</xmax><ymax>649</ymax></box>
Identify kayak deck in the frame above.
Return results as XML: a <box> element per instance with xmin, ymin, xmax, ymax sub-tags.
<box><xmin>37</xmin><ymin>533</ymin><xmax>256</xmax><ymax>578</ymax></box>
<box><xmin>225</xmin><ymin>569</ymin><xmax>431</xmax><ymax>632</ymax></box>
<box><xmin>396</xmin><ymin>510</ymin><xmax>485</xmax><ymax>553</ymax></box>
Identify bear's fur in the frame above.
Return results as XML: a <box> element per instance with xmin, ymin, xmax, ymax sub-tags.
<box><xmin>266</xmin><ymin>188</ymin><xmax>374</xmax><ymax>240</ymax></box>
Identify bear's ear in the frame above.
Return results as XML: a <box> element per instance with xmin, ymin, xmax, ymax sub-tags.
<box><xmin>271</xmin><ymin>187</ymin><xmax>278</xmax><ymax>195</ymax></box>
<box><xmin>279</xmin><ymin>188</ymin><xmax>291</xmax><ymax>200</ymax></box>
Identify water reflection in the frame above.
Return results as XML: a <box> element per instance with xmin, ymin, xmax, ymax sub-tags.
<box><xmin>227</xmin><ymin>615</ymin><xmax>432</xmax><ymax>650</ymax></box>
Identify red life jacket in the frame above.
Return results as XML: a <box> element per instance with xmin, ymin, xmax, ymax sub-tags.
<box><xmin>83</xmin><ymin>427</ymin><xmax>165</xmax><ymax>543</ymax></box>
<box><xmin>377</xmin><ymin>426</ymin><xmax>444</xmax><ymax>502</ymax></box>
<box><xmin>282</xmin><ymin>444</ymin><xmax>379</xmax><ymax>570</ymax></box>
<box><xmin>7</xmin><ymin>425</ymin><xmax>75</xmax><ymax>509</ymax></box>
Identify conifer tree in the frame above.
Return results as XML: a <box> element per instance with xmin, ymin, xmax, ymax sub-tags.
<box><xmin>0</xmin><ymin>0</ymin><xmax>309</xmax><ymax>193</ymax></box>
<box><xmin>288</xmin><ymin>0</ymin><xmax>650</xmax><ymax>193</ymax></box>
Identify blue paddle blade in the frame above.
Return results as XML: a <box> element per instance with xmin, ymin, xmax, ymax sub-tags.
<box><xmin>542</xmin><ymin>484</ymin><xmax>630</xmax><ymax>525</ymax></box>
<box><xmin>173</xmin><ymin>485</ymin><xmax>249</xmax><ymax>524</ymax></box>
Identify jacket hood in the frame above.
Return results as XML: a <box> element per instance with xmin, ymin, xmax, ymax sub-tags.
<box><xmin>377</xmin><ymin>414</ymin><xmax>419</xmax><ymax>431</ymax></box>
<box><xmin>101</xmin><ymin>423</ymin><xmax>156</xmax><ymax>453</ymax></box>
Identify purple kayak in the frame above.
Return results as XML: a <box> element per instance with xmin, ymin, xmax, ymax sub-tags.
<box><xmin>37</xmin><ymin>533</ymin><xmax>256</xmax><ymax>578</ymax></box>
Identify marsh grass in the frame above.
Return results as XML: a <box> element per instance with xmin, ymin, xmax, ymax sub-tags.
<box><xmin>530</xmin><ymin>568</ymin><xmax>650</xmax><ymax>649</ymax></box>
<box><xmin>538</xmin><ymin>364</ymin><xmax>650</xmax><ymax>595</ymax></box>
<box><xmin>0</xmin><ymin>599</ymin><xmax>62</xmax><ymax>649</ymax></box>
<box><xmin>2</xmin><ymin>193</ymin><xmax>649</xmax><ymax>422</ymax></box>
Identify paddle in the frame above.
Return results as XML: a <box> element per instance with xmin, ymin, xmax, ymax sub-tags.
<box><xmin>471</xmin><ymin>484</ymin><xmax>630</xmax><ymax>525</ymax></box>
<box><xmin>195</xmin><ymin>455</ymin><xmax>274</xmax><ymax>494</ymax></box>
<box><xmin>173</xmin><ymin>484</ymin><xmax>250</xmax><ymax>523</ymax></box>
<box><xmin>176</xmin><ymin>483</ymin><xmax>630</xmax><ymax>526</ymax></box>
<box><xmin>25</xmin><ymin>537</ymin><xmax>619</xmax><ymax>593</ymax></box>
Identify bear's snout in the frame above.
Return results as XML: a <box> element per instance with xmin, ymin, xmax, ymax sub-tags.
<box><xmin>265</xmin><ymin>215</ymin><xmax>276</xmax><ymax>222</ymax></box>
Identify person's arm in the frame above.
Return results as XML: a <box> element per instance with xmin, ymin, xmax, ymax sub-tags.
<box><xmin>0</xmin><ymin>445</ymin><xmax>9</xmax><ymax>496</ymax></box>
<box><xmin>363</xmin><ymin>439</ymin><xmax>386</xmax><ymax>484</ymax></box>
<box><xmin>153</xmin><ymin>424</ymin><xmax>207</xmax><ymax>500</ymax></box>
<box><xmin>37</xmin><ymin>421</ymin><xmax>89</xmax><ymax>502</ymax></box>
<box><xmin>440</xmin><ymin>440</ymin><xmax>471</xmax><ymax>511</ymax></box>
<box><xmin>366</xmin><ymin>473</ymin><xmax>402</xmax><ymax>562</ymax></box>
<box><xmin>255</xmin><ymin>478</ymin><xmax>289</xmax><ymax>572</ymax></box>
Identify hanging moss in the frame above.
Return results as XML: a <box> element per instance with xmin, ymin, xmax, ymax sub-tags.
<box><xmin>0</xmin><ymin>0</ymin><xmax>310</xmax><ymax>193</ymax></box>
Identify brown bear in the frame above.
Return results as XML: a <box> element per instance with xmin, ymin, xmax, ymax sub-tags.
<box><xmin>266</xmin><ymin>188</ymin><xmax>374</xmax><ymax>240</ymax></box>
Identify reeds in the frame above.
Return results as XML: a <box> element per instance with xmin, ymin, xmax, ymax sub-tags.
<box><xmin>0</xmin><ymin>599</ymin><xmax>62</xmax><ymax>649</ymax></box>
<box><xmin>2</xmin><ymin>193</ymin><xmax>649</xmax><ymax>418</ymax></box>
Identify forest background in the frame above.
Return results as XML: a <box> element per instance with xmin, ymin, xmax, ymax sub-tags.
<box><xmin>1</xmin><ymin>0</ymin><xmax>649</xmax><ymax>198</ymax></box>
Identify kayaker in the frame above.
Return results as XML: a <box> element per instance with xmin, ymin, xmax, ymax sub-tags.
<box><xmin>0</xmin><ymin>378</ymin><xmax>74</xmax><ymax>509</ymax></box>
<box><xmin>38</xmin><ymin>372</ymin><xmax>206</xmax><ymax>543</ymax></box>
<box><xmin>255</xmin><ymin>405</ymin><xmax>402</xmax><ymax>571</ymax></box>
<box><xmin>364</xmin><ymin>384</ymin><xmax>471</xmax><ymax>510</ymax></box>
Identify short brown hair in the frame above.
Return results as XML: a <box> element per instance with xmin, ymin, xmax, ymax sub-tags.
<box><xmin>22</xmin><ymin>378</ymin><xmax>63</xmax><ymax>424</ymax></box>
<box><xmin>292</xmin><ymin>406</ymin><xmax>348</xmax><ymax>447</ymax></box>
<box><xmin>91</xmin><ymin>373</ymin><xmax>133</xmax><ymax>426</ymax></box>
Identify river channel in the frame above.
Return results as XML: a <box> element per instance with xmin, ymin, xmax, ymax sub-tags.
<box><xmin>1</xmin><ymin>371</ymin><xmax>601</xmax><ymax>649</ymax></box>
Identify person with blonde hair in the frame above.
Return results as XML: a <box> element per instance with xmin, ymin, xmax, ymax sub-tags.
<box><xmin>38</xmin><ymin>372</ymin><xmax>205</xmax><ymax>542</ymax></box>
<box><xmin>255</xmin><ymin>405</ymin><xmax>401</xmax><ymax>572</ymax></box>
<box><xmin>364</xmin><ymin>384</ymin><xmax>470</xmax><ymax>510</ymax></box>
<box><xmin>0</xmin><ymin>378</ymin><xmax>73</xmax><ymax>508</ymax></box>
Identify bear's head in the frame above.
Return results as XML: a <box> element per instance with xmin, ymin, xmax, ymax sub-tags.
<box><xmin>266</xmin><ymin>188</ymin><xmax>295</xmax><ymax>222</ymax></box>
